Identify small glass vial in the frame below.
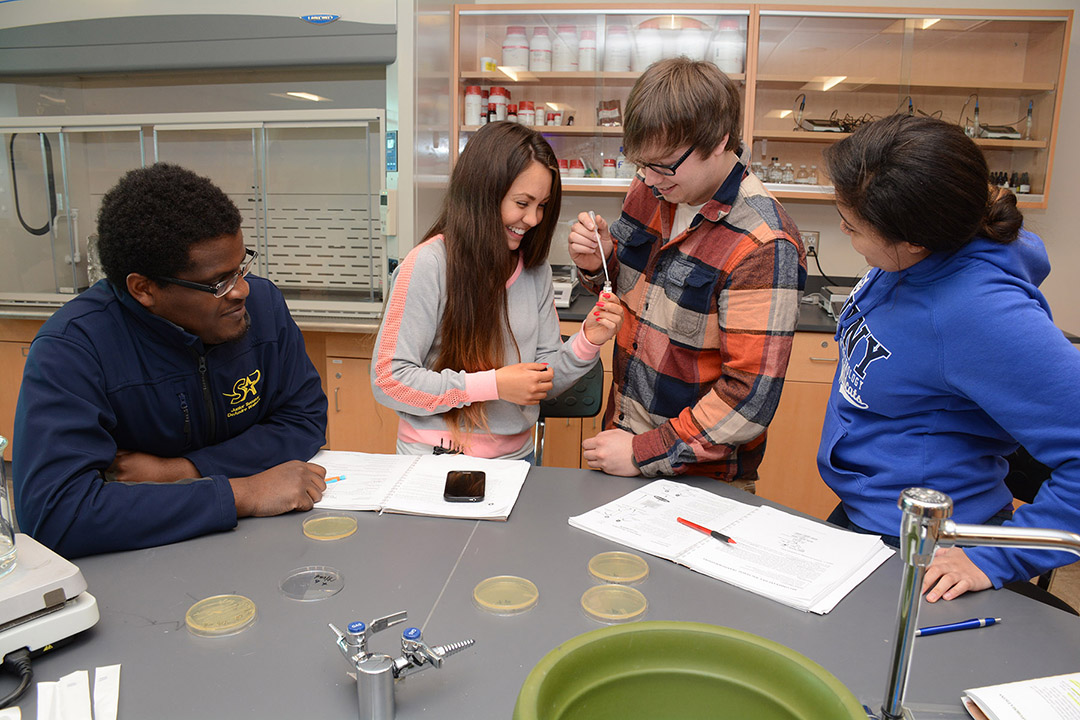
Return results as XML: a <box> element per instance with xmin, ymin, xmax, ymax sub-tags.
<box><xmin>518</xmin><ymin>100</ymin><xmax>535</xmax><ymax>126</ymax></box>
<box><xmin>782</xmin><ymin>163</ymin><xmax>795</xmax><ymax>184</ymax></box>
<box><xmin>464</xmin><ymin>85</ymin><xmax>482</xmax><ymax>126</ymax></box>
<box><xmin>502</xmin><ymin>25</ymin><xmax>529</xmax><ymax>69</ymax></box>
<box><xmin>507</xmin><ymin>104</ymin><xmax>517</xmax><ymax>123</ymax></box>
<box><xmin>808</xmin><ymin>165</ymin><xmax>819</xmax><ymax>185</ymax></box>
<box><xmin>751</xmin><ymin>161</ymin><xmax>763</xmax><ymax>178</ymax></box>
<box><xmin>553</xmin><ymin>25</ymin><xmax>578</xmax><ymax>72</ymax></box>
<box><xmin>569</xmin><ymin>159</ymin><xmax>586</xmax><ymax>178</ymax></box>
<box><xmin>529</xmin><ymin>27</ymin><xmax>552</xmax><ymax>72</ymax></box>
<box><xmin>578</xmin><ymin>29</ymin><xmax>597</xmax><ymax>72</ymax></box>
<box><xmin>601</xmin><ymin>158</ymin><xmax>617</xmax><ymax>178</ymax></box>
<box><xmin>767</xmin><ymin>157</ymin><xmax>783</xmax><ymax>183</ymax></box>
<box><xmin>604</xmin><ymin>25</ymin><xmax>631</xmax><ymax>72</ymax></box>
<box><xmin>1019</xmin><ymin>172</ymin><xmax>1031</xmax><ymax>194</ymax></box>
<box><xmin>795</xmin><ymin>164</ymin><xmax>809</xmax><ymax>184</ymax></box>
<box><xmin>558</xmin><ymin>158</ymin><xmax>569</xmax><ymax>176</ymax></box>
<box><xmin>481</xmin><ymin>103</ymin><xmax>493</xmax><ymax>126</ymax></box>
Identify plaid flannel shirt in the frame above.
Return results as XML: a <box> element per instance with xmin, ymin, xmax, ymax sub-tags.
<box><xmin>582</xmin><ymin>152</ymin><xmax>806</xmax><ymax>479</ymax></box>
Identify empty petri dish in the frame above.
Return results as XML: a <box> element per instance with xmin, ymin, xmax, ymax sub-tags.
<box><xmin>473</xmin><ymin>575</ymin><xmax>539</xmax><ymax>615</ymax></box>
<box><xmin>581</xmin><ymin>584</ymin><xmax>648</xmax><ymax>624</ymax></box>
<box><xmin>280</xmin><ymin>565</ymin><xmax>345</xmax><ymax>601</ymax></box>
<box><xmin>303</xmin><ymin>513</ymin><xmax>358</xmax><ymax>541</ymax></box>
<box><xmin>588</xmin><ymin>551</ymin><xmax>649</xmax><ymax>584</ymax></box>
<box><xmin>186</xmin><ymin>594</ymin><xmax>258</xmax><ymax>637</ymax></box>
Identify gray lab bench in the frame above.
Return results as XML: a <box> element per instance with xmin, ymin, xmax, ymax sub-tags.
<box><xmin>10</xmin><ymin>468</ymin><xmax>1080</xmax><ymax>718</ymax></box>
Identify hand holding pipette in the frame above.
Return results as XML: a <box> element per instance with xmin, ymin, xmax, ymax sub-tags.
<box><xmin>568</xmin><ymin>210</ymin><xmax>615</xmax><ymax>285</ymax></box>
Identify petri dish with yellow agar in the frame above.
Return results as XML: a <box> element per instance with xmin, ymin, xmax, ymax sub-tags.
<box><xmin>581</xmin><ymin>584</ymin><xmax>648</xmax><ymax>624</ymax></box>
<box><xmin>303</xmin><ymin>513</ymin><xmax>358</xmax><ymax>541</ymax></box>
<box><xmin>473</xmin><ymin>575</ymin><xmax>539</xmax><ymax>615</ymax></box>
<box><xmin>186</xmin><ymin>594</ymin><xmax>258</xmax><ymax>637</ymax></box>
<box><xmin>588</xmin><ymin>551</ymin><xmax>649</xmax><ymax>585</ymax></box>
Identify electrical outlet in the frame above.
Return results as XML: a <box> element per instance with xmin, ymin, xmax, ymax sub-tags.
<box><xmin>802</xmin><ymin>230</ymin><xmax>819</xmax><ymax>256</ymax></box>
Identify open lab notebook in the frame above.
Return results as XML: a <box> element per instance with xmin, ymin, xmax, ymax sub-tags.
<box><xmin>309</xmin><ymin>450</ymin><xmax>530</xmax><ymax>520</ymax></box>
<box><xmin>569</xmin><ymin>479</ymin><xmax>893</xmax><ymax>614</ymax></box>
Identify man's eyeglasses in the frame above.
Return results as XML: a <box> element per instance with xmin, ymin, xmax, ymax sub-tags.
<box><xmin>638</xmin><ymin>144</ymin><xmax>696</xmax><ymax>177</ymax></box>
<box><xmin>156</xmin><ymin>248</ymin><xmax>258</xmax><ymax>298</ymax></box>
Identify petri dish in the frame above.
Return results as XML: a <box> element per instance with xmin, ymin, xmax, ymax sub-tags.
<box><xmin>581</xmin><ymin>584</ymin><xmax>648</xmax><ymax>624</ymax></box>
<box><xmin>588</xmin><ymin>551</ymin><xmax>649</xmax><ymax>584</ymax></box>
<box><xmin>186</xmin><ymin>594</ymin><xmax>258</xmax><ymax>637</ymax></box>
<box><xmin>280</xmin><ymin>565</ymin><xmax>345</xmax><ymax>601</ymax></box>
<box><xmin>473</xmin><ymin>575</ymin><xmax>539</xmax><ymax>615</ymax></box>
<box><xmin>303</xmin><ymin>513</ymin><xmax>358</xmax><ymax>541</ymax></box>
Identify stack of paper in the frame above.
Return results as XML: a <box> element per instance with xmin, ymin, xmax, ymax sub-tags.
<box><xmin>309</xmin><ymin>450</ymin><xmax>530</xmax><ymax>521</ymax></box>
<box><xmin>962</xmin><ymin>671</ymin><xmax>1080</xmax><ymax>720</ymax></box>
<box><xmin>568</xmin><ymin>479</ymin><xmax>893</xmax><ymax>614</ymax></box>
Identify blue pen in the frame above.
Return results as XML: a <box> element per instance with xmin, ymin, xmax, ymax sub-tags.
<box><xmin>915</xmin><ymin>617</ymin><xmax>1001</xmax><ymax>637</ymax></box>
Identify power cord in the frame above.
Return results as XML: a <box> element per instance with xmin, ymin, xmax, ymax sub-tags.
<box><xmin>806</xmin><ymin>246</ymin><xmax>843</xmax><ymax>287</ymax></box>
<box><xmin>0</xmin><ymin>647</ymin><xmax>33</xmax><ymax>709</ymax></box>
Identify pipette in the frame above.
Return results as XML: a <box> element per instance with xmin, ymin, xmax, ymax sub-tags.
<box><xmin>588</xmin><ymin>211</ymin><xmax>612</xmax><ymax>295</ymax></box>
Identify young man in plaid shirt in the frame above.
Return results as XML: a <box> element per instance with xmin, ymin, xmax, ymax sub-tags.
<box><xmin>569</xmin><ymin>58</ymin><xmax>806</xmax><ymax>486</ymax></box>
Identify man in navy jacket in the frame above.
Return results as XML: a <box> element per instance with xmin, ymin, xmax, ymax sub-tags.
<box><xmin>13</xmin><ymin>163</ymin><xmax>328</xmax><ymax>557</ymax></box>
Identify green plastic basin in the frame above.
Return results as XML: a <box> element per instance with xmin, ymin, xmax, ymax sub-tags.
<box><xmin>513</xmin><ymin>621</ymin><xmax>866</xmax><ymax>720</ymax></box>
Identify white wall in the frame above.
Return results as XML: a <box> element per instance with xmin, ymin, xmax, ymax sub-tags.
<box><xmin>433</xmin><ymin>0</ymin><xmax>1080</xmax><ymax>332</ymax></box>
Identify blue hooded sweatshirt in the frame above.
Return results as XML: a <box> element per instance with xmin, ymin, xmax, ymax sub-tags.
<box><xmin>818</xmin><ymin>230</ymin><xmax>1080</xmax><ymax>587</ymax></box>
<box><xmin>13</xmin><ymin>277</ymin><xmax>327</xmax><ymax>558</ymax></box>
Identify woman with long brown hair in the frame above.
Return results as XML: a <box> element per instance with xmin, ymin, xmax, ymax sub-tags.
<box><xmin>372</xmin><ymin>122</ymin><xmax>622</xmax><ymax>460</ymax></box>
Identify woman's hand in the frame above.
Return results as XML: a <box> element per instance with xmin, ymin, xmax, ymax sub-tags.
<box><xmin>495</xmin><ymin>363</ymin><xmax>554</xmax><ymax>405</ymax></box>
<box><xmin>921</xmin><ymin>547</ymin><xmax>993</xmax><ymax>602</ymax></box>
<box><xmin>583</xmin><ymin>292</ymin><xmax>624</xmax><ymax>345</ymax></box>
<box><xmin>568</xmin><ymin>211</ymin><xmax>614</xmax><ymax>274</ymax></box>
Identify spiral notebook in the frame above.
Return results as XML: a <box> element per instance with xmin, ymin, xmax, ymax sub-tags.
<box><xmin>308</xmin><ymin>450</ymin><xmax>530</xmax><ymax>521</ymax></box>
<box><xmin>568</xmin><ymin>479</ymin><xmax>893</xmax><ymax>614</ymax></box>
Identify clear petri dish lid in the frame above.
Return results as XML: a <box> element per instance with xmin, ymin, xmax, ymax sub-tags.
<box><xmin>303</xmin><ymin>513</ymin><xmax>358</xmax><ymax>541</ymax></box>
<box><xmin>280</xmin><ymin>565</ymin><xmax>345</xmax><ymax>601</ymax></box>
<box><xmin>581</xmin><ymin>584</ymin><xmax>648</xmax><ymax>624</ymax></box>
<box><xmin>473</xmin><ymin>575</ymin><xmax>539</xmax><ymax>615</ymax></box>
<box><xmin>588</xmin><ymin>551</ymin><xmax>649</xmax><ymax>584</ymax></box>
<box><xmin>186</xmin><ymin>594</ymin><xmax>258</xmax><ymax>637</ymax></box>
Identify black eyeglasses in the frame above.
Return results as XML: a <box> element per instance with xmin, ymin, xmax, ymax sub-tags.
<box><xmin>157</xmin><ymin>248</ymin><xmax>258</xmax><ymax>298</ymax></box>
<box><xmin>638</xmin><ymin>145</ymin><xmax>696</xmax><ymax>177</ymax></box>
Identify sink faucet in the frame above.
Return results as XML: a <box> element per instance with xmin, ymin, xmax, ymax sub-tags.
<box><xmin>878</xmin><ymin>487</ymin><xmax>1080</xmax><ymax>720</ymax></box>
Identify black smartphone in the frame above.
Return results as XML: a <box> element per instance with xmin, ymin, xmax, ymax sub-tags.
<box><xmin>443</xmin><ymin>470</ymin><xmax>486</xmax><ymax>502</ymax></box>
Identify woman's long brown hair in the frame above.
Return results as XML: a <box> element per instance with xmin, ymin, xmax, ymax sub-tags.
<box><xmin>423</xmin><ymin>121</ymin><xmax>562</xmax><ymax>442</ymax></box>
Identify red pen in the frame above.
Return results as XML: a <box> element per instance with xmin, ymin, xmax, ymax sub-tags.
<box><xmin>677</xmin><ymin>517</ymin><xmax>736</xmax><ymax>545</ymax></box>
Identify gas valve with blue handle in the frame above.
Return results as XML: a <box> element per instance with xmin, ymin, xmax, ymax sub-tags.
<box><xmin>329</xmin><ymin>611</ymin><xmax>475</xmax><ymax>720</ymax></box>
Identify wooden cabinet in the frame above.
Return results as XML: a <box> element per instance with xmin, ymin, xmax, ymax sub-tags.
<box><xmin>454</xmin><ymin>5</ymin><xmax>1071</xmax><ymax>209</ymax></box>
<box><xmin>756</xmin><ymin>332</ymin><xmax>840</xmax><ymax>520</ymax></box>
<box><xmin>0</xmin><ymin>320</ymin><xmax>45</xmax><ymax>462</ymax></box>
<box><xmin>323</xmin><ymin>333</ymin><xmax>399</xmax><ymax>454</ymax></box>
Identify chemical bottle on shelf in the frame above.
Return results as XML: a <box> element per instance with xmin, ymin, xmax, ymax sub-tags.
<box><xmin>676</xmin><ymin>24</ymin><xmax>708</xmax><ymax>61</ymax></box>
<box><xmin>502</xmin><ymin>26</ymin><xmax>529</xmax><ymax>69</ymax></box>
<box><xmin>782</xmin><ymin>163</ymin><xmax>795</xmax><ymax>184</ymax></box>
<box><xmin>578</xmin><ymin>30</ymin><xmax>597</xmax><ymax>72</ymax></box>
<box><xmin>1009</xmin><ymin>172</ymin><xmax>1020</xmax><ymax>190</ymax></box>
<box><xmin>767</xmin><ymin>157</ymin><xmax>783</xmax><ymax>183</ymax></box>
<box><xmin>616</xmin><ymin>146</ymin><xmax>635</xmax><ymax>178</ymax></box>
<box><xmin>709</xmin><ymin>19</ymin><xmax>745</xmax><ymax>74</ymax></box>
<box><xmin>795</xmin><ymin>164</ymin><xmax>810</xmax><ymax>184</ymax></box>
<box><xmin>808</xmin><ymin>165</ymin><xmax>819</xmax><ymax>185</ymax></box>
<box><xmin>529</xmin><ymin>27</ymin><xmax>552</xmax><ymax>72</ymax></box>
<box><xmin>604</xmin><ymin>25</ymin><xmax>631</xmax><ymax>72</ymax></box>
<box><xmin>1019</xmin><ymin>172</ymin><xmax>1031</xmax><ymax>194</ymax></box>
<box><xmin>464</xmin><ymin>86</ymin><xmax>482</xmax><ymax>126</ymax></box>
<box><xmin>552</xmin><ymin>25</ymin><xmax>579</xmax><ymax>72</ymax></box>
<box><xmin>632</xmin><ymin>24</ymin><xmax>663</xmax><ymax>72</ymax></box>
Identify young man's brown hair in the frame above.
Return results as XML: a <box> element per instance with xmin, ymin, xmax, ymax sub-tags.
<box><xmin>622</xmin><ymin>57</ymin><xmax>741</xmax><ymax>162</ymax></box>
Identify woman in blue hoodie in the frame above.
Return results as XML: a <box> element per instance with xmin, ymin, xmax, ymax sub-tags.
<box><xmin>818</xmin><ymin>114</ymin><xmax>1080</xmax><ymax>602</ymax></box>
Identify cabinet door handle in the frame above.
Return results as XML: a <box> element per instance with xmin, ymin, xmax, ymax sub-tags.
<box><xmin>809</xmin><ymin>356</ymin><xmax>837</xmax><ymax>363</ymax></box>
<box><xmin>334</xmin><ymin>387</ymin><xmax>340</xmax><ymax>412</ymax></box>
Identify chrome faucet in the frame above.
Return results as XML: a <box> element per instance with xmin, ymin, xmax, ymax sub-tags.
<box><xmin>329</xmin><ymin>611</ymin><xmax>475</xmax><ymax>720</ymax></box>
<box><xmin>878</xmin><ymin>487</ymin><xmax>1080</xmax><ymax>720</ymax></box>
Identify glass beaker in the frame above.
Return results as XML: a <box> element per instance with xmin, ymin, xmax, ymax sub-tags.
<box><xmin>0</xmin><ymin>436</ymin><xmax>16</xmax><ymax>579</ymax></box>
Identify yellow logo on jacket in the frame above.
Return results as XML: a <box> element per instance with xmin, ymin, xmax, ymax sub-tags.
<box><xmin>224</xmin><ymin>370</ymin><xmax>262</xmax><ymax>418</ymax></box>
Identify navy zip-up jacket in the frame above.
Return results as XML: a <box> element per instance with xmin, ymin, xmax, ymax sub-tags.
<box><xmin>13</xmin><ymin>276</ymin><xmax>327</xmax><ymax>557</ymax></box>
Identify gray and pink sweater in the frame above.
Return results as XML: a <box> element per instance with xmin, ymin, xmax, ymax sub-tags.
<box><xmin>371</xmin><ymin>235</ymin><xmax>601</xmax><ymax>458</ymax></box>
